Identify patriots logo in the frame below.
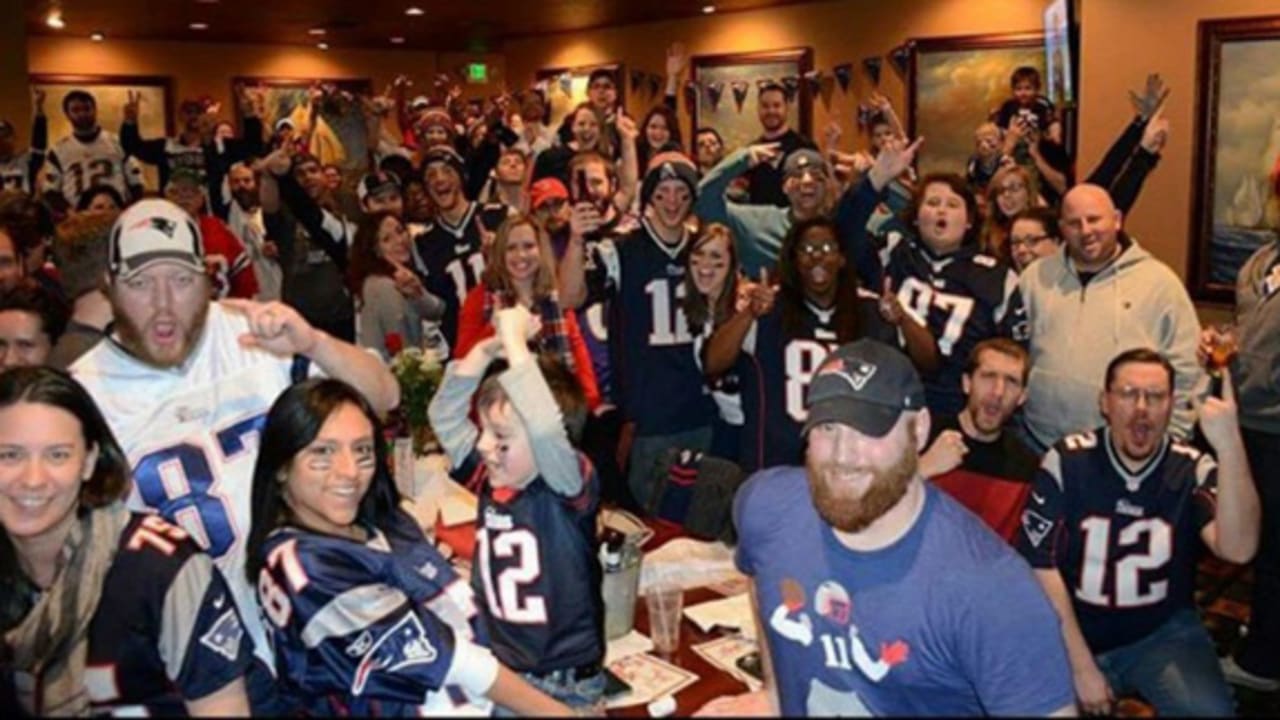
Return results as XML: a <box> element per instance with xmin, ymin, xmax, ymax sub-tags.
<box><xmin>816</xmin><ymin>356</ymin><xmax>877</xmax><ymax>391</ymax></box>
<box><xmin>659</xmin><ymin>162</ymin><xmax>678</xmax><ymax>180</ymax></box>
<box><xmin>200</xmin><ymin>609</ymin><xmax>245</xmax><ymax>662</ymax></box>
<box><xmin>129</xmin><ymin>216</ymin><xmax>178</xmax><ymax>238</ymax></box>
<box><xmin>351</xmin><ymin>613</ymin><xmax>440</xmax><ymax>695</ymax></box>
<box><xmin>1022</xmin><ymin>509</ymin><xmax>1053</xmax><ymax>548</ymax></box>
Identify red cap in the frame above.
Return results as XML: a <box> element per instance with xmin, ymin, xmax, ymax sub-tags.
<box><xmin>530</xmin><ymin>178</ymin><xmax>569</xmax><ymax>210</ymax></box>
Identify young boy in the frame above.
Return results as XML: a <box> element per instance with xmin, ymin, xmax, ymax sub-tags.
<box><xmin>994</xmin><ymin>67</ymin><xmax>1062</xmax><ymax>145</ymax></box>
<box><xmin>428</xmin><ymin>304</ymin><xmax>605</xmax><ymax>710</ymax></box>
<box><xmin>965</xmin><ymin>121</ymin><xmax>1010</xmax><ymax>195</ymax></box>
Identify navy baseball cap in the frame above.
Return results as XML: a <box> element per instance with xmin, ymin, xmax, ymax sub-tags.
<box><xmin>803</xmin><ymin>339</ymin><xmax>927</xmax><ymax>438</ymax></box>
<box><xmin>783</xmin><ymin>148</ymin><xmax>830</xmax><ymax>178</ymax></box>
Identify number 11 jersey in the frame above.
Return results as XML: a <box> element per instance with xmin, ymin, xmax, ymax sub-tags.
<box><xmin>71</xmin><ymin>302</ymin><xmax>318</xmax><ymax>672</ymax></box>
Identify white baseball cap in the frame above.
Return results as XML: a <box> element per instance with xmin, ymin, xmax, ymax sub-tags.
<box><xmin>108</xmin><ymin>198</ymin><xmax>205</xmax><ymax>278</ymax></box>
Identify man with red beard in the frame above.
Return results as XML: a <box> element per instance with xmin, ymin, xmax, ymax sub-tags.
<box><xmin>698</xmin><ymin>338</ymin><xmax>1073</xmax><ymax>717</ymax></box>
<box><xmin>1017</xmin><ymin>348</ymin><xmax>1258</xmax><ymax>716</ymax></box>
<box><xmin>70</xmin><ymin>198</ymin><xmax>399</xmax><ymax>712</ymax></box>
<box><xmin>919</xmin><ymin>337</ymin><xmax>1039</xmax><ymax>542</ymax></box>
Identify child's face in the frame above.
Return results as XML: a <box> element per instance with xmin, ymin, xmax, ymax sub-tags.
<box><xmin>477</xmin><ymin>399</ymin><xmax>537</xmax><ymax>489</ymax></box>
<box><xmin>1014</xmin><ymin>80</ymin><xmax>1037</xmax><ymax>106</ymax></box>
<box><xmin>975</xmin><ymin>129</ymin><xmax>1001</xmax><ymax>159</ymax></box>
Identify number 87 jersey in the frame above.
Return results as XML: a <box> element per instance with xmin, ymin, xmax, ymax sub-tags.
<box><xmin>1016</xmin><ymin>427</ymin><xmax>1217</xmax><ymax>655</ymax></box>
<box><xmin>71</xmin><ymin>302</ymin><xmax>319</xmax><ymax>672</ymax></box>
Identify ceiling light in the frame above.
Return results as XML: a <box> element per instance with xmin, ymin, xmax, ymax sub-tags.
<box><xmin>189</xmin><ymin>22</ymin><xmax>208</xmax><ymax>30</ymax></box>
<box><xmin>405</xmin><ymin>6</ymin><xmax>424</xmax><ymax>16</ymax></box>
<box><xmin>390</xmin><ymin>36</ymin><xmax>406</xmax><ymax>44</ymax></box>
<box><xmin>316</xmin><ymin>42</ymin><xmax>329</xmax><ymax>50</ymax></box>
<box><xmin>702</xmin><ymin>4</ymin><xmax>716</xmax><ymax>13</ymax></box>
<box><xmin>47</xmin><ymin>9</ymin><xmax>65</xmax><ymax>29</ymax></box>
<box><xmin>90</xmin><ymin>31</ymin><xmax>105</xmax><ymax>42</ymax></box>
<box><xmin>308</xmin><ymin>27</ymin><xmax>326</xmax><ymax>36</ymax></box>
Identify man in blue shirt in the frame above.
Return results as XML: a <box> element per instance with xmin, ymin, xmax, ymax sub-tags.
<box><xmin>698</xmin><ymin>338</ymin><xmax>1075</xmax><ymax>716</ymax></box>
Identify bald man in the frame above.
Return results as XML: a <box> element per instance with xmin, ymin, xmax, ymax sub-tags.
<box><xmin>1017</xmin><ymin>183</ymin><xmax>1202</xmax><ymax>451</ymax></box>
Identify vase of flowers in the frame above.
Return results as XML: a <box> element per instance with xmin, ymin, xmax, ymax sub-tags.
<box><xmin>386</xmin><ymin>332</ymin><xmax>445</xmax><ymax>456</ymax></box>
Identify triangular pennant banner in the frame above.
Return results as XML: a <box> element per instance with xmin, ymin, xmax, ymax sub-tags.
<box><xmin>780</xmin><ymin>76</ymin><xmax>801</xmax><ymax>102</ymax></box>
<box><xmin>706</xmin><ymin>80</ymin><xmax>725</xmax><ymax>111</ymax></box>
<box><xmin>685</xmin><ymin>80</ymin><xmax>701</xmax><ymax>109</ymax></box>
<box><xmin>862</xmin><ymin>57</ymin><xmax>882</xmax><ymax>86</ymax></box>
<box><xmin>818</xmin><ymin>75</ymin><xmax>836</xmax><ymax>111</ymax></box>
<box><xmin>832</xmin><ymin>63</ymin><xmax>853</xmax><ymax>93</ymax></box>
<box><xmin>630</xmin><ymin>69</ymin><xmax>647</xmax><ymax>94</ymax></box>
<box><xmin>803</xmin><ymin>70</ymin><xmax>823</xmax><ymax>95</ymax></box>
<box><xmin>648</xmin><ymin>73</ymin><xmax>663</xmax><ymax>98</ymax></box>
<box><xmin>732</xmin><ymin>81</ymin><xmax>750</xmax><ymax>112</ymax></box>
<box><xmin>559</xmin><ymin>72</ymin><xmax>573</xmax><ymax>96</ymax></box>
<box><xmin>889</xmin><ymin>44</ymin><xmax>912</xmax><ymax>78</ymax></box>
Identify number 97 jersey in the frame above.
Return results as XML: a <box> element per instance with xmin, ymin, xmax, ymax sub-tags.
<box><xmin>71</xmin><ymin>302</ymin><xmax>318</xmax><ymax>671</ymax></box>
<box><xmin>1016</xmin><ymin>427</ymin><xmax>1217</xmax><ymax>654</ymax></box>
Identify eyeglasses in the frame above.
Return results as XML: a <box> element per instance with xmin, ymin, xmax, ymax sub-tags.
<box><xmin>798</xmin><ymin>240</ymin><xmax>839</xmax><ymax>258</ymax></box>
<box><xmin>1109</xmin><ymin>386</ymin><xmax>1171</xmax><ymax>407</ymax></box>
<box><xmin>1009</xmin><ymin>234</ymin><xmax>1053</xmax><ymax>249</ymax></box>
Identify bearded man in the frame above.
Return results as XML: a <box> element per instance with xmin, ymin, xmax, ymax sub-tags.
<box><xmin>695</xmin><ymin>338</ymin><xmax>1074</xmax><ymax>717</ymax></box>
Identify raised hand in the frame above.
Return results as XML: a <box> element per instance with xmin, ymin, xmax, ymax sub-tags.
<box><xmin>1128</xmin><ymin>73</ymin><xmax>1170</xmax><ymax>121</ymax></box>
<box><xmin>1140</xmin><ymin>107</ymin><xmax>1170</xmax><ymax>154</ymax></box>
<box><xmin>823</xmin><ymin>117</ymin><xmax>843</xmax><ymax>151</ymax></box>
<box><xmin>32</xmin><ymin>88</ymin><xmax>46</xmax><ymax>114</ymax></box>
<box><xmin>867</xmin><ymin>90</ymin><xmax>893</xmax><ymax>114</ymax></box>
<box><xmin>261</xmin><ymin>145</ymin><xmax>295</xmax><ymax>177</ymax></box>
<box><xmin>1195</xmin><ymin>367</ymin><xmax>1244</xmax><ymax>452</ymax></box>
<box><xmin>878</xmin><ymin>276</ymin><xmax>905</xmax><ymax>325</ymax></box>
<box><xmin>615</xmin><ymin>113</ymin><xmax>639</xmax><ymax>142</ymax></box>
<box><xmin>222</xmin><ymin>298</ymin><xmax>320</xmax><ymax>356</ymax></box>
<box><xmin>746</xmin><ymin>142</ymin><xmax>784</xmax><ymax>168</ymax></box>
<box><xmin>919</xmin><ymin>429</ymin><xmax>968</xmax><ymax>477</ymax></box>
<box><xmin>569</xmin><ymin>202</ymin><xmax>602</xmax><ymax>240</ymax></box>
<box><xmin>123</xmin><ymin>90</ymin><xmax>142</xmax><ymax>123</ymax></box>
<box><xmin>666</xmin><ymin>41</ymin><xmax>689</xmax><ymax>79</ymax></box>
<box><xmin>868</xmin><ymin>135</ymin><xmax>924</xmax><ymax>190</ymax></box>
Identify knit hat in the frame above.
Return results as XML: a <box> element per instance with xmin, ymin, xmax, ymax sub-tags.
<box><xmin>640</xmin><ymin>152</ymin><xmax>699</xmax><ymax>208</ymax></box>
<box><xmin>421</xmin><ymin>146</ymin><xmax>467</xmax><ymax>182</ymax></box>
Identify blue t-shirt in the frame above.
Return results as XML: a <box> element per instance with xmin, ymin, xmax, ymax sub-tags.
<box><xmin>735</xmin><ymin>467</ymin><xmax>1074</xmax><ymax>716</ymax></box>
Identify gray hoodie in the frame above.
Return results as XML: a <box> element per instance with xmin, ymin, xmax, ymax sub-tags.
<box><xmin>1232</xmin><ymin>240</ymin><xmax>1280</xmax><ymax>433</ymax></box>
<box><xmin>1019</xmin><ymin>236</ymin><xmax>1203</xmax><ymax>448</ymax></box>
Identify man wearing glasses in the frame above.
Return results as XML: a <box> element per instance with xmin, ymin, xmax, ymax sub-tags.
<box><xmin>1018</xmin><ymin>183</ymin><xmax>1202</xmax><ymax>452</ymax></box>
<box><xmin>1017</xmin><ymin>348</ymin><xmax>1259</xmax><ymax>716</ymax></box>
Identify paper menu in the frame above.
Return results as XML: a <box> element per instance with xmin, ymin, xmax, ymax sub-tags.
<box><xmin>681</xmin><ymin>592</ymin><xmax>758</xmax><ymax>639</ymax></box>
<box><xmin>605</xmin><ymin>652</ymin><xmax>699</xmax><ymax>709</ymax></box>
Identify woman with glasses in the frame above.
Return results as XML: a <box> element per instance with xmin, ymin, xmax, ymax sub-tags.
<box><xmin>1008</xmin><ymin>207</ymin><xmax>1063</xmax><ymax>273</ymax></box>
<box><xmin>704</xmin><ymin>217</ymin><xmax>936</xmax><ymax>472</ymax></box>
<box><xmin>981</xmin><ymin>164</ymin><xmax>1041</xmax><ymax>262</ymax></box>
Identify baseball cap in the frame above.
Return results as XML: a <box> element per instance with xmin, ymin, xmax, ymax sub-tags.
<box><xmin>357</xmin><ymin>170</ymin><xmax>401</xmax><ymax>203</ymax></box>
<box><xmin>783</xmin><ymin>148</ymin><xmax>831</xmax><ymax>178</ymax></box>
<box><xmin>530</xmin><ymin>178</ymin><xmax>569</xmax><ymax>210</ymax></box>
<box><xmin>803</xmin><ymin>339</ymin><xmax>927</xmax><ymax>438</ymax></box>
<box><xmin>167</xmin><ymin>166</ymin><xmax>203</xmax><ymax>189</ymax></box>
<box><xmin>409</xmin><ymin>95</ymin><xmax>432</xmax><ymax>111</ymax></box>
<box><xmin>108</xmin><ymin>198</ymin><xmax>205</xmax><ymax>278</ymax></box>
<box><xmin>273</xmin><ymin>117</ymin><xmax>295</xmax><ymax>133</ymax></box>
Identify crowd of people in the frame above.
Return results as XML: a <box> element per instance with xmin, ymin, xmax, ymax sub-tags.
<box><xmin>0</xmin><ymin>37</ymin><xmax>1276</xmax><ymax>717</ymax></box>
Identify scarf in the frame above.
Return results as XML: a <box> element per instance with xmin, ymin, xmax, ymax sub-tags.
<box><xmin>483</xmin><ymin>289</ymin><xmax>576</xmax><ymax>375</ymax></box>
<box><xmin>5</xmin><ymin>502</ymin><xmax>130</xmax><ymax>716</ymax></box>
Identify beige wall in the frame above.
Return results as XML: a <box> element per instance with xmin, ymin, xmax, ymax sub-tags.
<box><xmin>26</xmin><ymin>36</ymin><xmax>507</xmax><ymax>124</ymax></box>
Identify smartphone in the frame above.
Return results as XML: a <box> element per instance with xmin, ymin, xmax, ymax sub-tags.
<box><xmin>575</xmin><ymin>168</ymin><xmax>590</xmax><ymax>205</ymax></box>
<box><xmin>1210</xmin><ymin>372</ymin><xmax>1225</xmax><ymax>398</ymax></box>
<box><xmin>602</xmin><ymin>667</ymin><xmax>632</xmax><ymax>700</ymax></box>
<box><xmin>736</xmin><ymin>651</ymin><xmax>764</xmax><ymax>682</ymax></box>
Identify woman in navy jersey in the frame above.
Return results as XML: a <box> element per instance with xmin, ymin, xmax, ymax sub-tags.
<box><xmin>0</xmin><ymin>366</ymin><xmax>251</xmax><ymax>716</ymax></box>
<box><xmin>245</xmin><ymin>378</ymin><xmax>571</xmax><ymax>717</ymax></box>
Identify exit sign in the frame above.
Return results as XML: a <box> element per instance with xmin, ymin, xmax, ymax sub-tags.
<box><xmin>467</xmin><ymin>63</ymin><xmax>488</xmax><ymax>83</ymax></box>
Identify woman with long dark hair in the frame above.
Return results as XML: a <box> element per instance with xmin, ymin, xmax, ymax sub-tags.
<box><xmin>245</xmin><ymin>378</ymin><xmax>570</xmax><ymax>716</ymax></box>
<box><xmin>0</xmin><ymin>366</ymin><xmax>250</xmax><ymax>716</ymax></box>
<box><xmin>704</xmin><ymin>217</ymin><xmax>937</xmax><ymax>472</ymax></box>
<box><xmin>347</xmin><ymin>210</ymin><xmax>445</xmax><ymax>359</ymax></box>
<box><xmin>637</xmin><ymin>104</ymin><xmax>683</xmax><ymax>174</ymax></box>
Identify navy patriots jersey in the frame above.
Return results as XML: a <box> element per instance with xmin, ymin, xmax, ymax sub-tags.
<box><xmin>257</xmin><ymin>511</ymin><xmax>494</xmax><ymax>716</ymax></box>
<box><xmin>85</xmin><ymin>513</ymin><xmax>252</xmax><ymax>715</ymax></box>
<box><xmin>880</xmin><ymin>231</ymin><xmax>1027</xmax><ymax>416</ymax></box>
<box><xmin>452</xmin><ymin>448</ymin><xmax>605</xmax><ymax>675</ymax></box>
<box><xmin>1017</xmin><ymin>427</ymin><xmax>1218</xmax><ymax>654</ymax></box>
<box><xmin>737</xmin><ymin>292</ymin><xmax>899</xmax><ymax>473</ymax></box>
<box><xmin>584</xmin><ymin>218</ymin><xmax>715</xmax><ymax>434</ymax></box>
<box><xmin>412</xmin><ymin>202</ymin><xmax>511</xmax><ymax>348</ymax></box>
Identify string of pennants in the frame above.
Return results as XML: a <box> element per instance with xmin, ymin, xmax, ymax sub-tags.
<box><xmin>531</xmin><ymin>42</ymin><xmax>915</xmax><ymax>126</ymax></box>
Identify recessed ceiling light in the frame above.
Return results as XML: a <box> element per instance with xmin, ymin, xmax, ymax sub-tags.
<box><xmin>308</xmin><ymin>27</ymin><xmax>326</xmax><ymax>36</ymax></box>
<box><xmin>316</xmin><ymin>42</ymin><xmax>329</xmax><ymax>50</ymax></box>
<box><xmin>702</xmin><ymin>4</ymin><xmax>716</xmax><ymax>13</ymax></box>
<box><xmin>405</xmin><ymin>6</ymin><xmax>424</xmax><ymax>16</ymax></box>
<box><xmin>46</xmin><ymin>10</ymin><xmax>65</xmax><ymax>29</ymax></box>
<box><xmin>390</xmin><ymin>36</ymin><xmax>405</xmax><ymax>44</ymax></box>
<box><xmin>90</xmin><ymin>31</ymin><xmax>105</xmax><ymax>42</ymax></box>
<box><xmin>189</xmin><ymin>22</ymin><xmax>208</xmax><ymax>30</ymax></box>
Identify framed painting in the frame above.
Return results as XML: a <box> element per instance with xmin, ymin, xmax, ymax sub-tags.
<box><xmin>30</xmin><ymin>73</ymin><xmax>173</xmax><ymax>193</ymax></box>
<box><xmin>1189</xmin><ymin>16</ymin><xmax>1280</xmax><ymax>304</ymax></box>
<box><xmin>907</xmin><ymin>33</ymin><xmax>1045</xmax><ymax>177</ymax></box>
<box><xmin>691</xmin><ymin>48</ymin><xmax>813</xmax><ymax>155</ymax></box>
<box><xmin>534</xmin><ymin>62</ymin><xmax>625</xmax><ymax>130</ymax></box>
<box><xmin>232</xmin><ymin>76</ymin><xmax>372</xmax><ymax>187</ymax></box>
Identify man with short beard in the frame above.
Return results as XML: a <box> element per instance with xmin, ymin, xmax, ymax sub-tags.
<box><xmin>698</xmin><ymin>338</ymin><xmax>1074</xmax><ymax>717</ymax></box>
<box><xmin>919</xmin><ymin>337</ymin><xmax>1038</xmax><ymax>542</ymax></box>
<box><xmin>743</xmin><ymin>82</ymin><xmax>817</xmax><ymax>208</ymax></box>
<box><xmin>43</xmin><ymin>90</ymin><xmax>145</xmax><ymax>207</ymax></box>
<box><xmin>226</xmin><ymin>162</ymin><xmax>281</xmax><ymax>301</ymax></box>
<box><xmin>1017</xmin><ymin>348</ymin><xmax>1258</xmax><ymax>716</ymax></box>
<box><xmin>71</xmin><ymin>198</ymin><xmax>399</xmax><ymax>712</ymax></box>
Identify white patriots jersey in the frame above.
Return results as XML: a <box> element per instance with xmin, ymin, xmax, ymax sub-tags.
<box><xmin>0</xmin><ymin>151</ymin><xmax>40</xmax><ymax>193</ymax></box>
<box><xmin>70</xmin><ymin>302</ymin><xmax>320</xmax><ymax>671</ymax></box>
<box><xmin>44</xmin><ymin>130</ymin><xmax>143</xmax><ymax>205</ymax></box>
